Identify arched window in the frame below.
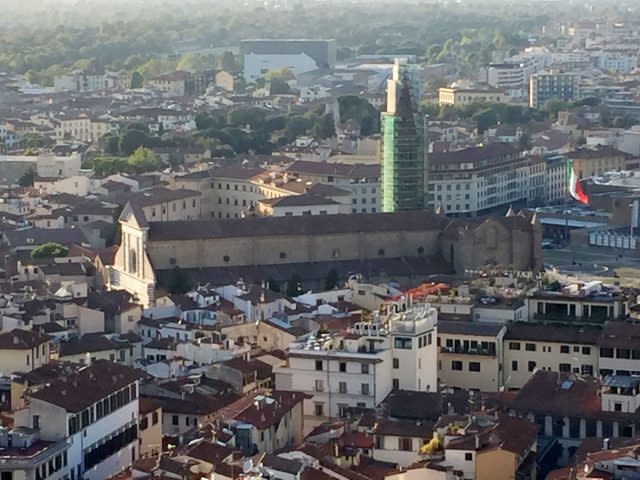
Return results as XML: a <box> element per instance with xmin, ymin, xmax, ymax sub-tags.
<box><xmin>129</xmin><ymin>249</ymin><xmax>137</xmax><ymax>274</ymax></box>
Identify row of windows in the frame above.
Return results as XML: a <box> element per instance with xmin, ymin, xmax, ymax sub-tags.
<box><xmin>314</xmin><ymin>379</ymin><xmax>370</xmax><ymax>395</ymax></box>
<box><xmin>140</xmin><ymin>411</ymin><xmax>159</xmax><ymax>431</ymax></box>
<box><xmin>508</xmin><ymin>342</ymin><xmax>591</xmax><ymax>355</ymax></box>
<box><xmin>83</xmin><ymin>423</ymin><xmax>138</xmax><ymax>470</ymax></box>
<box><xmin>600</xmin><ymin>347</ymin><xmax>640</xmax><ymax>359</ymax></box>
<box><xmin>171</xmin><ymin>414</ymin><xmax>197</xmax><ymax>426</ymax></box>
<box><xmin>315</xmin><ymin>360</ymin><xmax>370</xmax><ymax>374</ymax></box>
<box><xmin>149</xmin><ymin>199</ymin><xmax>197</xmax><ymax>217</ymax></box>
<box><xmin>451</xmin><ymin>360</ymin><xmax>481</xmax><ymax>372</ymax></box>
<box><xmin>34</xmin><ymin>450</ymin><xmax>67</xmax><ymax>480</ymax></box>
<box><xmin>69</xmin><ymin>383</ymin><xmax>137</xmax><ymax>435</ymax></box>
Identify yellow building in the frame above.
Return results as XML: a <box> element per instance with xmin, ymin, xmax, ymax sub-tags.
<box><xmin>438</xmin><ymin>85</ymin><xmax>506</xmax><ymax>106</ymax></box>
<box><xmin>437</xmin><ymin>321</ymin><xmax>505</xmax><ymax>392</ymax></box>
<box><xmin>567</xmin><ymin>145</ymin><xmax>636</xmax><ymax>179</ymax></box>
<box><xmin>445</xmin><ymin>416</ymin><xmax>538</xmax><ymax>480</ymax></box>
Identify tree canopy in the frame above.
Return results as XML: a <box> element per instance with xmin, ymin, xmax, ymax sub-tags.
<box><xmin>31</xmin><ymin>242</ymin><xmax>69</xmax><ymax>259</ymax></box>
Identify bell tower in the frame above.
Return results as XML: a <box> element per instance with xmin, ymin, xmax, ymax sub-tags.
<box><xmin>109</xmin><ymin>201</ymin><xmax>157</xmax><ymax>307</ymax></box>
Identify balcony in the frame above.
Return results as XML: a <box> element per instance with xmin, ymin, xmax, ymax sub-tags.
<box><xmin>440</xmin><ymin>345</ymin><xmax>496</xmax><ymax>356</ymax></box>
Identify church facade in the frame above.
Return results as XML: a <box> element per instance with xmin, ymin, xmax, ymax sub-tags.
<box><xmin>109</xmin><ymin>202</ymin><xmax>543</xmax><ymax>306</ymax></box>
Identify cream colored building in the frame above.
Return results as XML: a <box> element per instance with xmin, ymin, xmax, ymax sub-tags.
<box><xmin>0</xmin><ymin>329</ymin><xmax>51</xmax><ymax>374</ymax></box>
<box><xmin>130</xmin><ymin>187</ymin><xmax>202</xmax><ymax>222</ymax></box>
<box><xmin>503</xmin><ymin>323</ymin><xmax>600</xmax><ymax>390</ymax></box>
<box><xmin>257</xmin><ymin>193</ymin><xmax>349</xmax><ymax>216</ymax></box>
<box><xmin>138</xmin><ymin>398</ymin><xmax>163</xmax><ymax>458</ymax></box>
<box><xmin>437</xmin><ymin>321</ymin><xmax>505</xmax><ymax>392</ymax></box>
<box><xmin>438</xmin><ymin>86</ymin><xmax>506</xmax><ymax>106</ymax></box>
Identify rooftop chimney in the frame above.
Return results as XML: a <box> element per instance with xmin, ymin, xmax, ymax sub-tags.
<box><xmin>475</xmin><ymin>434</ymin><xmax>480</xmax><ymax>450</ymax></box>
<box><xmin>603</xmin><ymin>438</ymin><xmax>610</xmax><ymax>450</ymax></box>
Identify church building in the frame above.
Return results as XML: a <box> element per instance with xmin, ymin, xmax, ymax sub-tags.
<box><xmin>109</xmin><ymin>201</ymin><xmax>543</xmax><ymax>307</ymax></box>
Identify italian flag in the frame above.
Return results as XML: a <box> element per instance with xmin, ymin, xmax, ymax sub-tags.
<box><xmin>567</xmin><ymin>159</ymin><xmax>589</xmax><ymax>204</ymax></box>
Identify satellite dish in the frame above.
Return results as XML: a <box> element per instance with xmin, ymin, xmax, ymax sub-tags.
<box><xmin>243</xmin><ymin>459</ymin><xmax>253</xmax><ymax>474</ymax></box>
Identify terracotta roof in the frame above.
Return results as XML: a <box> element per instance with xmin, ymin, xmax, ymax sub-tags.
<box><xmin>260</xmin><ymin>193</ymin><xmax>340</xmax><ymax>207</ymax></box>
<box><xmin>185</xmin><ymin>440</ymin><xmax>234</xmax><ymax>465</ymax></box>
<box><xmin>209</xmin><ymin>166</ymin><xmax>266</xmax><ymax>180</ymax></box>
<box><xmin>29</xmin><ymin>360</ymin><xmax>143</xmax><ymax>412</ymax></box>
<box><xmin>447</xmin><ymin>416</ymin><xmax>537</xmax><ymax>456</ymax></box>
<box><xmin>148</xmin><ymin>210</ymin><xmax>448</xmax><ymax>242</ymax></box>
<box><xmin>597</xmin><ymin>320</ymin><xmax>640</xmax><ymax>349</ymax></box>
<box><xmin>139</xmin><ymin>397</ymin><xmax>162</xmax><ymax>415</ymax></box>
<box><xmin>232</xmin><ymin>391</ymin><xmax>308</xmax><ymax>429</ymax></box>
<box><xmin>263</xmin><ymin>454</ymin><xmax>303</xmax><ymax>475</ymax></box>
<box><xmin>505</xmin><ymin>322</ymin><xmax>602</xmax><ymax>344</ymax></box>
<box><xmin>438</xmin><ymin>320</ymin><xmax>504</xmax><ymax>337</ymax></box>
<box><xmin>0</xmin><ymin>328</ymin><xmax>51</xmax><ymax>350</ymax></box>
<box><xmin>510</xmin><ymin>371</ymin><xmax>632</xmax><ymax>421</ymax></box>
<box><xmin>339</xmin><ymin>431</ymin><xmax>374</xmax><ymax>449</ymax></box>
<box><xmin>221</xmin><ymin>358</ymin><xmax>272</xmax><ymax>380</ymax></box>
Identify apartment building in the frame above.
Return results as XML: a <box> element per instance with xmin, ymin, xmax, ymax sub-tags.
<box><xmin>148</xmin><ymin>71</ymin><xmax>193</xmax><ymax>97</ymax></box>
<box><xmin>53</xmin><ymin>116</ymin><xmax>111</xmax><ymax>143</ymax></box>
<box><xmin>442</xmin><ymin>416</ymin><xmax>538</xmax><ymax>480</ymax></box>
<box><xmin>567</xmin><ymin>146</ymin><xmax>635</xmax><ymax>179</ymax></box>
<box><xmin>127</xmin><ymin>187</ymin><xmax>202</xmax><ymax>222</ymax></box>
<box><xmin>285</xmin><ymin>161</ymin><xmax>380</xmax><ymax>214</ymax></box>
<box><xmin>529</xmin><ymin>72</ymin><xmax>581</xmax><ymax>109</ymax></box>
<box><xmin>138</xmin><ymin>398</ymin><xmax>163</xmax><ymax>458</ymax></box>
<box><xmin>437</xmin><ymin>85</ymin><xmax>506</xmax><ymax>106</ymax></box>
<box><xmin>275</xmin><ymin>304</ymin><xmax>438</xmax><ymax>420</ymax></box>
<box><xmin>510</xmin><ymin>371</ymin><xmax>640</xmax><ymax>463</ymax></box>
<box><xmin>527</xmin><ymin>281</ymin><xmax>627</xmax><ymax>324</ymax></box>
<box><xmin>0</xmin><ymin>426</ymin><xmax>70</xmax><ymax>480</ymax></box>
<box><xmin>427</xmin><ymin>144</ymin><xmax>546</xmax><ymax>216</ymax></box>
<box><xmin>0</xmin><ymin>329</ymin><xmax>51</xmax><ymax>374</ymax></box>
<box><xmin>503</xmin><ymin>323</ymin><xmax>600</xmax><ymax>389</ymax></box>
<box><xmin>597</xmin><ymin>320</ymin><xmax>640</xmax><ymax>377</ymax></box>
<box><xmin>437</xmin><ymin>320</ymin><xmax>505</xmax><ymax>392</ymax></box>
<box><xmin>18</xmin><ymin>360</ymin><xmax>143</xmax><ymax>480</ymax></box>
<box><xmin>227</xmin><ymin>391</ymin><xmax>307</xmax><ymax>455</ymax></box>
<box><xmin>545</xmin><ymin>154</ymin><xmax>568</xmax><ymax>204</ymax></box>
<box><xmin>257</xmin><ymin>194</ymin><xmax>349</xmax><ymax>216</ymax></box>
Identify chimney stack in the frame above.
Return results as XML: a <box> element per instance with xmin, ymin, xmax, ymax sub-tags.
<box><xmin>603</xmin><ymin>438</ymin><xmax>610</xmax><ymax>450</ymax></box>
<box><xmin>475</xmin><ymin>434</ymin><xmax>480</xmax><ymax>450</ymax></box>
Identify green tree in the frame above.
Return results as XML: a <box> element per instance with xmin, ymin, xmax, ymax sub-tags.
<box><xmin>101</xmin><ymin>133</ymin><xmax>120</xmax><ymax>155</ymax></box>
<box><xmin>131</xmin><ymin>71</ymin><xmax>144</xmax><ymax>89</ymax></box>
<box><xmin>518</xmin><ymin>132</ymin><xmax>532</xmax><ymax>150</ymax></box>
<box><xmin>541</xmin><ymin>98</ymin><xmax>568</xmax><ymax>119</ymax></box>
<box><xmin>313</xmin><ymin>114</ymin><xmax>335</xmax><ymax>139</ymax></box>
<box><xmin>31</xmin><ymin>242</ymin><xmax>69</xmax><ymax>259</ymax></box>
<box><xmin>218</xmin><ymin>51</ymin><xmax>238</xmax><ymax>73</ymax></box>
<box><xmin>118</xmin><ymin>128</ymin><xmax>151</xmax><ymax>155</ymax></box>
<box><xmin>287</xmin><ymin>273</ymin><xmax>304</xmax><ymax>297</ymax></box>
<box><xmin>285</xmin><ymin>115</ymin><xmax>314</xmax><ymax>140</ymax></box>
<box><xmin>83</xmin><ymin>156</ymin><xmax>133</xmax><ymax>177</ymax></box>
<box><xmin>324</xmin><ymin>268</ymin><xmax>339</xmax><ymax>290</ymax></box>
<box><xmin>128</xmin><ymin>147</ymin><xmax>163</xmax><ymax>173</ymax></box>
<box><xmin>23</xmin><ymin>133</ymin><xmax>53</xmax><ymax>149</ymax></box>
<box><xmin>423</xmin><ymin>77</ymin><xmax>448</xmax><ymax>94</ymax></box>
<box><xmin>17</xmin><ymin>168</ymin><xmax>37</xmax><ymax>187</ymax></box>
<box><xmin>270</xmin><ymin>77</ymin><xmax>292</xmax><ymax>95</ymax></box>
<box><xmin>265</xmin><ymin>67</ymin><xmax>294</xmax><ymax>81</ymax></box>
<box><xmin>167</xmin><ymin>266</ymin><xmax>191</xmax><ymax>294</ymax></box>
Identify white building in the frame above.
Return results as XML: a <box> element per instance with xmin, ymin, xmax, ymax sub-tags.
<box><xmin>15</xmin><ymin>360</ymin><xmax>142</xmax><ymax>480</ymax></box>
<box><xmin>275</xmin><ymin>303</ymin><xmax>438</xmax><ymax>420</ymax></box>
